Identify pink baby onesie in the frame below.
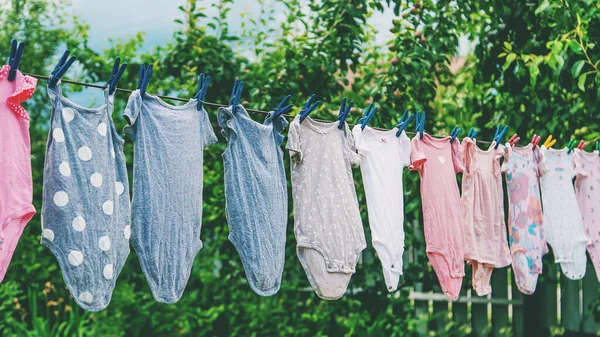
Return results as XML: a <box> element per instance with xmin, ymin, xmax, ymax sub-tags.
<box><xmin>461</xmin><ymin>139</ymin><xmax>511</xmax><ymax>296</ymax></box>
<box><xmin>574</xmin><ymin>149</ymin><xmax>600</xmax><ymax>281</ymax></box>
<box><xmin>502</xmin><ymin>143</ymin><xmax>548</xmax><ymax>294</ymax></box>
<box><xmin>0</xmin><ymin>65</ymin><xmax>38</xmax><ymax>282</ymax></box>
<box><xmin>410</xmin><ymin>133</ymin><xmax>465</xmax><ymax>300</ymax></box>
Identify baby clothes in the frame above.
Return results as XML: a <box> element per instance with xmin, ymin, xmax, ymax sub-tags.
<box><xmin>461</xmin><ymin>139</ymin><xmax>511</xmax><ymax>296</ymax></box>
<box><xmin>502</xmin><ymin>143</ymin><xmax>548</xmax><ymax>295</ymax></box>
<box><xmin>286</xmin><ymin>116</ymin><xmax>366</xmax><ymax>300</ymax></box>
<box><xmin>540</xmin><ymin>147</ymin><xmax>588</xmax><ymax>280</ymax></box>
<box><xmin>124</xmin><ymin>90</ymin><xmax>217</xmax><ymax>303</ymax></box>
<box><xmin>0</xmin><ymin>65</ymin><xmax>37</xmax><ymax>282</ymax></box>
<box><xmin>352</xmin><ymin>125</ymin><xmax>410</xmax><ymax>292</ymax></box>
<box><xmin>574</xmin><ymin>149</ymin><xmax>600</xmax><ymax>281</ymax></box>
<box><xmin>409</xmin><ymin>133</ymin><xmax>465</xmax><ymax>300</ymax></box>
<box><xmin>41</xmin><ymin>82</ymin><xmax>130</xmax><ymax>311</ymax></box>
<box><xmin>218</xmin><ymin>105</ymin><xmax>288</xmax><ymax>296</ymax></box>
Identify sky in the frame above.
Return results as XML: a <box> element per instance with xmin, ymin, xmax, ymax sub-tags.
<box><xmin>68</xmin><ymin>0</ymin><xmax>469</xmax><ymax>104</ymax></box>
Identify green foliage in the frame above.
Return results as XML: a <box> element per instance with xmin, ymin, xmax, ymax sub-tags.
<box><xmin>1</xmin><ymin>0</ymin><xmax>599</xmax><ymax>336</ymax></box>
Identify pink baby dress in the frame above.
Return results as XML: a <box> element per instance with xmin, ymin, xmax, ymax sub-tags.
<box><xmin>461</xmin><ymin>138</ymin><xmax>511</xmax><ymax>296</ymax></box>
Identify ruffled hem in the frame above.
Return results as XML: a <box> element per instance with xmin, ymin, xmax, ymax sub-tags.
<box><xmin>1</xmin><ymin>65</ymin><xmax>38</xmax><ymax>120</ymax></box>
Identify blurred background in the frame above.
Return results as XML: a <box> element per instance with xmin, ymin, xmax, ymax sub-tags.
<box><xmin>1</xmin><ymin>0</ymin><xmax>599</xmax><ymax>336</ymax></box>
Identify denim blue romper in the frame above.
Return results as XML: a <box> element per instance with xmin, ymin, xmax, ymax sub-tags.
<box><xmin>218</xmin><ymin>105</ymin><xmax>288</xmax><ymax>296</ymax></box>
<box><xmin>124</xmin><ymin>90</ymin><xmax>217</xmax><ymax>303</ymax></box>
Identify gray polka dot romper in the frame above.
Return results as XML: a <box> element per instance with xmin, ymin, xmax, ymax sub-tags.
<box><xmin>41</xmin><ymin>82</ymin><xmax>131</xmax><ymax>312</ymax></box>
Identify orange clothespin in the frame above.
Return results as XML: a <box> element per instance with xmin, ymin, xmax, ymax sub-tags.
<box><xmin>577</xmin><ymin>140</ymin><xmax>587</xmax><ymax>150</ymax></box>
<box><xmin>508</xmin><ymin>133</ymin><xmax>520</xmax><ymax>146</ymax></box>
<box><xmin>543</xmin><ymin>135</ymin><xmax>556</xmax><ymax>149</ymax></box>
<box><xmin>531</xmin><ymin>134</ymin><xmax>541</xmax><ymax>147</ymax></box>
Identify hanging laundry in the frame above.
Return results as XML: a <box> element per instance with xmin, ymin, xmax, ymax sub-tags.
<box><xmin>574</xmin><ymin>149</ymin><xmax>600</xmax><ymax>281</ymax></box>
<box><xmin>539</xmin><ymin>146</ymin><xmax>588</xmax><ymax>280</ymax></box>
<box><xmin>218</xmin><ymin>105</ymin><xmax>288</xmax><ymax>296</ymax></box>
<box><xmin>123</xmin><ymin>89</ymin><xmax>217</xmax><ymax>304</ymax></box>
<box><xmin>0</xmin><ymin>65</ymin><xmax>37</xmax><ymax>283</ymax></box>
<box><xmin>502</xmin><ymin>143</ymin><xmax>548</xmax><ymax>294</ymax></box>
<box><xmin>352</xmin><ymin>125</ymin><xmax>411</xmax><ymax>292</ymax></box>
<box><xmin>409</xmin><ymin>133</ymin><xmax>465</xmax><ymax>300</ymax></box>
<box><xmin>41</xmin><ymin>81</ymin><xmax>130</xmax><ymax>311</ymax></box>
<box><xmin>461</xmin><ymin>138</ymin><xmax>511</xmax><ymax>296</ymax></box>
<box><xmin>286</xmin><ymin>116</ymin><xmax>366</xmax><ymax>300</ymax></box>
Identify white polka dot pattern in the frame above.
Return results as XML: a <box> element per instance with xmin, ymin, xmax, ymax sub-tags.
<box><xmin>42</xmin><ymin>229</ymin><xmax>55</xmax><ymax>241</ymax></box>
<box><xmin>68</xmin><ymin>251</ymin><xmax>84</xmax><ymax>266</ymax></box>
<box><xmin>72</xmin><ymin>216</ymin><xmax>86</xmax><ymax>232</ymax></box>
<box><xmin>41</xmin><ymin>79</ymin><xmax>131</xmax><ymax>311</ymax></box>
<box><xmin>78</xmin><ymin>146</ymin><xmax>92</xmax><ymax>161</ymax></box>
<box><xmin>90</xmin><ymin>173</ymin><xmax>103</xmax><ymax>187</ymax></box>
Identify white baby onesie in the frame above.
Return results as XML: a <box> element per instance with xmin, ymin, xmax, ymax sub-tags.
<box><xmin>540</xmin><ymin>146</ymin><xmax>588</xmax><ymax>280</ymax></box>
<box><xmin>352</xmin><ymin>125</ymin><xmax>410</xmax><ymax>292</ymax></box>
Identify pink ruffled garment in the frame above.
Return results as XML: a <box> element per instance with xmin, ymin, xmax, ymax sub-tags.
<box><xmin>461</xmin><ymin>138</ymin><xmax>511</xmax><ymax>296</ymax></box>
<box><xmin>0</xmin><ymin>65</ymin><xmax>38</xmax><ymax>282</ymax></box>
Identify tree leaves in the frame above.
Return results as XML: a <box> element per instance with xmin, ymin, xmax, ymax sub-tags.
<box><xmin>572</xmin><ymin>60</ymin><xmax>586</xmax><ymax>78</ymax></box>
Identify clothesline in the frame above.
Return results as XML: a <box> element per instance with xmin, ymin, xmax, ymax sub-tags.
<box><xmin>23</xmin><ymin>72</ymin><xmax>494</xmax><ymax>145</ymax></box>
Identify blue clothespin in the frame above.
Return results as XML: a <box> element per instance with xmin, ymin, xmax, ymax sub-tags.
<box><xmin>299</xmin><ymin>94</ymin><xmax>321</xmax><ymax>123</ymax></box>
<box><xmin>8</xmin><ymin>40</ymin><xmax>25</xmax><ymax>82</ymax></box>
<box><xmin>415</xmin><ymin>111</ymin><xmax>426</xmax><ymax>139</ymax></box>
<box><xmin>467</xmin><ymin>127</ymin><xmax>479</xmax><ymax>139</ymax></box>
<box><xmin>450</xmin><ymin>126</ymin><xmax>462</xmax><ymax>143</ymax></box>
<box><xmin>107</xmin><ymin>57</ymin><xmax>127</xmax><ymax>95</ymax></box>
<box><xmin>337</xmin><ymin>98</ymin><xmax>353</xmax><ymax>129</ymax></box>
<box><xmin>48</xmin><ymin>50</ymin><xmax>76</xmax><ymax>88</ymax></box>
<box><xmin>395</xmin><ymin>109</ymin><xmax>415</xmax><ymax>137</ymax></box>
<box><xmin>229</xmin><ymin>79</ymin><xmax>244</xmax><ymax>114</ymax></box>
<box><xmin>273</xmin><ymin>95</ymin><xmax>293</xmax><ymax>118</ymax></box>
<box><xmin>358</xmin><ymin>103</ymin><xmax>378</xmax><ymax>130</ymax></box>
<box><xmin>194</xmin><ymin>73</ymin><xmax>211</xmax><ymax>110</ymax></box>
<box><xmin>493</xmin><ymin>125</ymin><xmax>509</xmax><ymax>149</ymax></box>
<box><xmin>137</xmin><ymin>64</ymin><xmax>153</xmax><ymax>99</ymax></box>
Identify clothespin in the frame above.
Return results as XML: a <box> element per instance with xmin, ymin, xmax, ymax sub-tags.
<box><xmin>48</xmin><ymin>50</ymin><xmax>76</xmax><ymax>88</ymax></box>
<box><xmin>8</xmin><ymin>39</ymin><xmax>25</xmax><ymax>81</ymax></box>
<box><xmin>508</xmin><ymin>133</ymin><xmax>520</xmax><ymax>146</ymax></box>
<box><xmin>194</xmin><ymin>73</ymin><xmax>211</xmax><ymax>110</ymax></box>
<box><xmin>229</xmin><ymin>79</ymin><xmax>244</xmax><ymax>114</ymax></box>
<box><xmin>543</xmin><ymin>135</ymin><xmax>556</xmax><ymax>149</ymax></box>
<box><xmin>577</xmin><ymin>140</ymin><xmax>587</xmax><ymax>151</ymax></box>
<box><xmin>337</xmin><ymin>98</ymin><xmax>353</xmax><ymax>129</ymax></box>
<box><xmin>395</xmin><ymin>109</ymin><xmax>415</xmax><ymax>137</ymax></box>
<box><xmin>107</xmin><ymin>57</ymin><xmax>127</xmax><ymax>95</ymax></box>
<box><xmin>531</xmin><ymin>134</ymin><xmax>541</xmax><ymax>148</ymax></box>
<box><xmin>298</xmin><ymin>94</ymin><xmax>321</xmax><ymax>123</ymax></box>
<box><xmin>467</xmin><ymin>127</ymin><xmax>479</xmax><ymax>139</ymax></box>
<box><xmin>137</xmin><ymin>64</ymin><xmax>153</xmax><ymax>99</ymax></box>
<box><xmin>357</xmin><ymin>103</ymin><xmax>378</xmax><ymax>130</ymax></box>
<box><xmin>414</xmin><ymin>111</ymin><xmax>426</xmax><ymax>139</ymax></box>
<box><xmin>493</xmin><ymin>125</ymin><xmax>509</xmax><ymax>149</ymax></box>
<box><xmin>450</xmin><ymin>126</ymin><xmax>462</xmax><ymax>143</ymax></box>
<box><xmin>566</xmin><ymin>139</ymin><xmax>577</xmax><ymax>153</ymax></box>
<box><xmin>273</xmin><ymin>95</ymin><xmax>293</xmax><ymax>118</ymax></box>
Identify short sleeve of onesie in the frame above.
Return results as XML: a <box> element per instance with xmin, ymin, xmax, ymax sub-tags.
<box><xmin>573</xmin><ymin>150</ymin><xmax>587</xmax><ymax>177</ymax></box>
<box><xmin>286</xmin><ymin>119</ymin><xmax>302</xmax><ymax>162</ymax></box>
<box><xmin>409</xmin><ymin>137</ymin><xmax>427</xmax><ymax>171</ymax></box>
<box><xmin>398</xmin><ymin>133</ymin><xmax>411</xmax><ymax>167</ymax></box>
<box><xmin>452</xmin><ymin>139</ymin><xmax>464</xmax><ymax>173</ymax></box>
